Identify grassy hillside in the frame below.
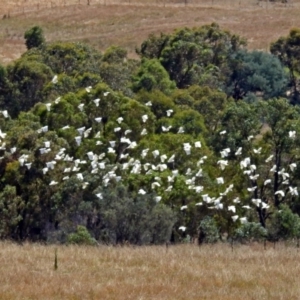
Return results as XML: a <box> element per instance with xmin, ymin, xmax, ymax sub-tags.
<box><xmin>1</xmin><ymin>242</ymin><xmax>300</xmax><ymax>299</ymax></box>
<box><xmin>0</xmin><ymin>0</ymin><xmax>300</xmax><ymax>64</ymax></box>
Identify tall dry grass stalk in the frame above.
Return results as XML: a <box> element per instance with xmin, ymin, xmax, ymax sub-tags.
<box><xmin>0</xmin><ymin>241</ymin><xmax>300</xmax><ymax>299</ymax></box>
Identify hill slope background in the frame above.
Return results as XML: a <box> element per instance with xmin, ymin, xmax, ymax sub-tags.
<box><xmin>0</xmin><ymin>0</ymin><xmax>300</xmax><ymax>63</ymax></box>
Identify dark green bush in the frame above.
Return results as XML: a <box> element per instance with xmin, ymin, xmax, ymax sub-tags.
<box><xmin>67</xmin><ymin>225</ymin><xmax>97</xmax><ymax>246</ymax></box>
<box><xmin>198</xmin><ymin>216</ymin><xmax>220</xmax><ymax>244</ymax></box>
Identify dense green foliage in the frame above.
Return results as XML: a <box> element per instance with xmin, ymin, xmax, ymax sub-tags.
<box><xmin>67</xmin><ymin>225</ymin><xmax>97</xmax><ymax>245</ymax></box>
<box><xmin>0</xmin><ymin>24</ymin><xmax>299</xmax><ymax>246</ymax></box>
<box><xmin>226</xmin><ymin>50</ymin><xmax>288</xmax><ymax>101</ymax></box>
<box><xmin>233</xmin><ymin>222</ymin><xmax>267</xmax><ymax>243</ymax></box>
<box><xmin>198</xmin><ymin>216</ymin><xmax>220</xmax><ymax>244</ymax></box>
<box><xmin>271</xmin><ymin>28</ymin><xmax>300</xmax><ymax>104</ymax></box>
<box><xmin>24</xmin><ymin>26</ymin><xmax>45</xmax><ymax>50</ymax></box>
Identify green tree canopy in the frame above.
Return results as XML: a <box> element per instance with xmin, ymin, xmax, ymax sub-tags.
<box><xmin>137</xmin><ymin>23</ymin><xmax>246</xmax><ymax>89</ymax></box>
<box><xmin>271</xmin><ymin>28</ymin><xmax>300</xmax><ymax>104</ymax></box>
<box><xmin>226</xmin><ymin>50</ymin><xmax>288</xmax><ymax>101</ymax></box>
<box><xmin>24</xmin><ymin>26</ymin><xmax>45</xmax><ymax>50</ymax></box>
<box><xmin>7</xmin><ymin>58</ymin><xmax>53</xmax><ymax>117</ymax></box>
<box><xmin>132</xmin><ymin>58</ymin><xmax>175</xmax><ymax>94</ymax></box>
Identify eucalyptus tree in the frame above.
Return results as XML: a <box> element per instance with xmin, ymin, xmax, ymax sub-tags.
<box><xmin>271</xmin><ymin>28</ymin><xmax>300</xmax><ymax>104</ymax></box>
<box><xmin>210</xmin><ymin>98</ymin><xmax>300</xmax><ymax>228</ymax></box>
<box><xmin>137</xmin><ymin>23</ymin><xmax>246</xmax><ymax>89</ymax></box>
<box><xmin>226</xmin><ymin>50</ymin><xmax>288</xmax><ymax>101</ymax></box>
<box><xmin>24</xmin><ymin>26</ymin><xmax>45</xmax><ymax>50</ymax></box>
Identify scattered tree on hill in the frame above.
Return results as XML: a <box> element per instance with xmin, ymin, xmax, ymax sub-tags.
<box><xmin>24</xmin><ymin>26</ymin><xmax>45</xmax><ymax>50</ymax></box>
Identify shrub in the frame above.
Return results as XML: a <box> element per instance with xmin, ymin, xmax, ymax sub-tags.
<box><xmin>267</xmin><ymin>204</ymin><xmax>300</xmax><ymax>242</ymax></box>
<box><xmin>67</xmin><ymin>225</ymin><xmax>97</xmax><ymax>246</ymax></box>
<box><xmin>95</xmin><ymin>185</ymin><xmax>176</xmax><ymax>245</ymax></box>
<box><xmin>198</xmin><ymin>216</ymin><xmax>220</xmax><ymax>244</ymax></box>
<box><xmin>233</xmin><ymin>222</ymin><xmax>267</xmax><ymax>243</ymax></box>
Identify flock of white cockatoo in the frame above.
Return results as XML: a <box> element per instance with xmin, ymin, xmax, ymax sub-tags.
<box><xmin>2</xmin><ymin>74</ymin><xmax>299</xmax><ymax>235</ymax></box>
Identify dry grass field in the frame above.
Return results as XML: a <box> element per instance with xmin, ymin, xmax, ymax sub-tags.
<box><xmin>0</xmin><ymin>0</ymin><xmax>299</xmax><ymax>64</ymax></box>
<box><xmin>1</xmin><ymin>242</ymin><xmax>300</xmax><ymax>299</ymax></box>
